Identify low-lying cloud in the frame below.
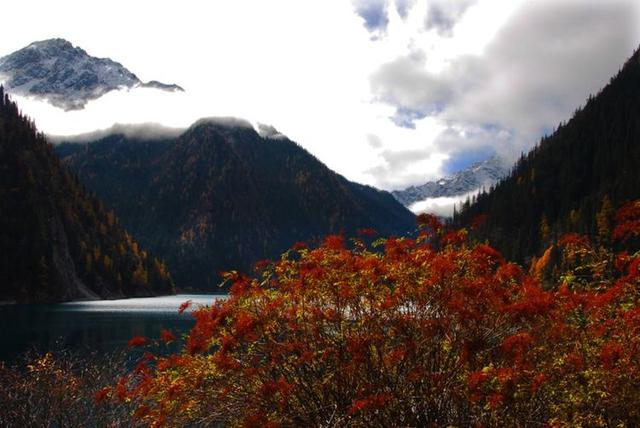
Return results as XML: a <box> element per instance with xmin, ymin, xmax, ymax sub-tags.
<box><xmin>49</xmin><ymin>122</ymin><xmax>186</xmax><ymax>144</ymax></box>
<box><xmin>1</xmin><ymin>0</ymin><xmax>638</xmax><ymax>193</ymax></box>
<box><xmin>408</xmin><ymin>188</ymin><xmax>479</xmax><ymax>218</ymax></box>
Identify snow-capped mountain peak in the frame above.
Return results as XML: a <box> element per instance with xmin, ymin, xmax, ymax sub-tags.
<box><xmin>0</xmin><ymin>38</ymin><xmax>183</xmax><ymax>110</ymax></box>
<box><xmin>392</xmin><ymin>155</ymin><xmax>510</xmax><ymax>216</ymax></box>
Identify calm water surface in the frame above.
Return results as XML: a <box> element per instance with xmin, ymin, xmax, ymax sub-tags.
<box><xmin>0</xmin><ymin>294</ymin><xmax>226</xmax><ymax>362</ymax></box>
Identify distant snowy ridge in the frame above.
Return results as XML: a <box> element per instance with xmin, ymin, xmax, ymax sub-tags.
<box><xmin>0</xmin><ymin>39</ymin><xmax>183</xmax><ymax>110</ymax></box>
<box><xmin>392</xmin><ymin>155</ymin><xmax>509</xmax><ymax>216</ymax></box>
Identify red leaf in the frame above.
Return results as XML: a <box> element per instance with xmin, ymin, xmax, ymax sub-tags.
<box><xmin>128</xmin><ymin>336</ymin><xmax>148</xmax><ymax>347</ymax></box>
<box><xmin>178</xmin><ymin>300</ymin><xmax>192</xmax><ymax>314</ymax></box>
<box><xmin>94</xmin><ymin>387</ymin><xmax>111</xmax><ymax>404</ymax></box>
<box><xmin>160</xmin><ymin>329</ymin><xmax>175</xmax><ymax>344</ymax></box>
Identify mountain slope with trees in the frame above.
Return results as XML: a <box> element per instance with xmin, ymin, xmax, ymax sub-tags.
<box><xmin>57</xmin><ymin>120</ymin><xmax>416</xmax><ymax>290</ymax></box>
<box><xmin>454</xmin><ymin>48</ymin><xmax>640</xmax><ymax>263</ymax></box>
<box><xmin>0</xmin><ymin>87</ymin><xmax>174</xmax><ymax>303</ymax></box>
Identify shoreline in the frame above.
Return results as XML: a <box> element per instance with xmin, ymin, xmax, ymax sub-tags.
<box><xmin>0</xmin><ymin>292</ymin><xmax>228</xmax><ymax>306</ymax></box>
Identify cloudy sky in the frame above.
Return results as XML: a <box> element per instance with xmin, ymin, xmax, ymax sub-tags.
<box><xmin>0</xmin><ymin>0</ymin><xmax>638</xmax><ymax>190</ymax></box>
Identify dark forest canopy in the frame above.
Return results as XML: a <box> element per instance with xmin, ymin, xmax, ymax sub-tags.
<box><xmin>454</xmin><ymin>47</ymin><xmax>640</xmax><ymax>263</ymax></box>
<box><xmin>0</xmin><ymin>87</ymin><xmax>174</xmax><ymax>303</ymax></box>
<box><xmin>57</xmin><ymin>120</ymin><xmax>415</xmax><ymax>291</ymax></box>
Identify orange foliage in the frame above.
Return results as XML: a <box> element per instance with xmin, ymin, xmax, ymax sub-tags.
<box><xmin>532</xmin><ymin>244</ymin><xmax>554</xmax><ymax>278</ymax></box>
<box><xmin>112</xmin><ymin>201</ymin><xmax>640</xmax><ymax>426</ymax></box>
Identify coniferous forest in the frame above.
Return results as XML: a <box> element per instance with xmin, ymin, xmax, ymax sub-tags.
<box><xmin>55</xmin><ymin>121</ymin><xmax>415</xmax><ymax>291</ymax></box>
<box><xmin>454</xmin><ymin>49</ymin><xmax>640</xmax><ymax>265</ymax></box>
<box><xmin>2</xmin><ymin>17</ymin><xmax>640</xmax><ymax>427</ymax></box>
<box><xmin>0</xmin><ymin>87</ymin><xmax>174</xmax><ymax>302</ymax></box>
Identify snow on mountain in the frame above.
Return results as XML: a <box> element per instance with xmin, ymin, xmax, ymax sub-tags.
<box><xmin>0</xmin><ymin>39</ymin><xmax>183</xmax><ymax>110</ymax></box>
<box><xmin>392</xmin><ymin>155</ymin><xmax>510</xmax><ymax>216</ymax></box>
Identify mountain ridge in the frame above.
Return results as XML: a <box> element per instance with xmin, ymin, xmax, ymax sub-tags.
<box><xmin>0</xmin><ymin>38</ymin><xmax>183</xmax><ymax>110</ymax></box>
<box><xmin>0</xmin><ymin>87</ymin><xmax>175</xmax><ymax>303</ymax></box>
<box><xmin>57</xmin><ymin>119</ymin><xmax>416</xmax><ymax>290</ymax></box>
<box><xmin>454</xmin><ymin>47</ymin><xmax>640</xmax><ymax>262</ymax></box>
<box><xmin>392</xmin><ymin>155</ymin><xmax>509</xmax><ymax>214</ymax></box>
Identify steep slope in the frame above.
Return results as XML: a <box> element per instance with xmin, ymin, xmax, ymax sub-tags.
<box><xmin>0</xmin><ymin>87</ymin><xmax>174</xmax><ymax>303</ymax></box>
<box><xmin>392</xmin><ymin>155</ymin><xmax>509</xmax><ymax>209</ymax></box>
<box><xmin>454</xmin><ymin>48</ymin><xmax>640</xmax><ymax>262</ymax></box>
<box><xmin>0</xmin><ymin>39</ymin><xmax>183</xmax><ymax>110</ymax></box>
<box><xmin>57</xmin><ymin>119</ymin><xmax>416</xmax><ymax>290</ymax></box>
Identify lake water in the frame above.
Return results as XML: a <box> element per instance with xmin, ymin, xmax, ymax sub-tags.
<box><xmin>0</xmin><ymin>294</ymin><xmax>226</xmax><ymax>362</ymax></box>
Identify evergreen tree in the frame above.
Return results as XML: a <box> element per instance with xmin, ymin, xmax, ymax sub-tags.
<box><xmin>454</xmin><ymin>47</ymin><xmax>640</xmax><ymax>263</ymax></box>
<box><xmin>0</xmin><ymin>88</ymin><xmax>175</xmax><ymax>302</ymax></box>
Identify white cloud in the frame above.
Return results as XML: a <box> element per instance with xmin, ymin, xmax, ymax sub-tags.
<box><xmin>409</xmin><ymin>187</ymin><xmax>485</xmax><ymax>217</ymax></box>
<box><xmin>1</xmin><ymin>0</ymin><xmax>639</xmax><ymax>192</ymax></box>
<box><xmin>368</xmin><ymin>0</ymin><xmax>640</xmax><ymax>184</ymax></box>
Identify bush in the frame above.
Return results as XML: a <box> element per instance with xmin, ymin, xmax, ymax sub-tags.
<box><xmin>112</xmin><ymin>208</ymin><xmax>640</xmax><ymax>427</ymax></box>
<box><xmin>0</xmin><ymin>350</ymin><xmax>135</xmax><ymax>427</ymax></box>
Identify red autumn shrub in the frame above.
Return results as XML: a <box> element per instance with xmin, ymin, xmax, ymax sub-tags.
<box><xmin>115</xmin><ymin>204</ymin><xmax>640</xmax><ymax>427</ymax></box>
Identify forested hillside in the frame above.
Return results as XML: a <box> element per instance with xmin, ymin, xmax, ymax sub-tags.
<box><xmin>454</xmin><ymin>49</ymin><xmax>640</xmax><ymax>262</ymax></box>
<box><xmin>58</xmin><ymin>120</ymin><xmax>415</xmax><ymax>290</ymax></box>
<box><xmin>0</xmin><ymin>87</ymin><xmax>174</xmax><ymax>302</ymax></box>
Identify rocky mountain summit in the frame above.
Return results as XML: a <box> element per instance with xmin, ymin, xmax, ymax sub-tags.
<box><xmin>0</xmin><ymin>39</ymin><xmax>183</xmax><ymax>110</ymax></box>
<box><xmin>392</xmin><ymin>155</ymin><xmax>509</xmax><ymax>209</ymax></box>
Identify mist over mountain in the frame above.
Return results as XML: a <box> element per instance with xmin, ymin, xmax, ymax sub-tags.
<box><xmin>0</xmin><ymin>39</ymin><xmax>183</xmax><ymax>110</ymax></box>
<box><xmin>49</xmin><ymin>122</ymin><xmax>186</xmax><ymax>144</ymax></box>
<box><xmin>57</xmin><ymin>120</ymin><xmax>415</xmax><ymax>291</ymax></box>
<box><xmin>0</xmin><ymin>88</ymin><xmax>174</xmax><ymax>302</ymax></box>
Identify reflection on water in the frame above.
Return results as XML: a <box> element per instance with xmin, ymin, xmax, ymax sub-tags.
<box><xmin>59</xmin><ymin>294</ymin><xmax>218</xmax><ymax>313</ymax></box>
<box><xmin>0</xmin><ymin>294</ymin><xmax>226</xmax><ymax>362</ymax></box>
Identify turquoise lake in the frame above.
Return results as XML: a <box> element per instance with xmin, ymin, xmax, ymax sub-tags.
<box><xmin>0</xmin><ymin>294</ymin><xmax>226</xmax><ymax>362</ymax></box>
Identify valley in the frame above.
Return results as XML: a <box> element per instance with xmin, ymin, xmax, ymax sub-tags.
<box><xmin>1</xmin><ymin>4</ymin><xmax>640</xmax><ymax>425</ymax></box>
